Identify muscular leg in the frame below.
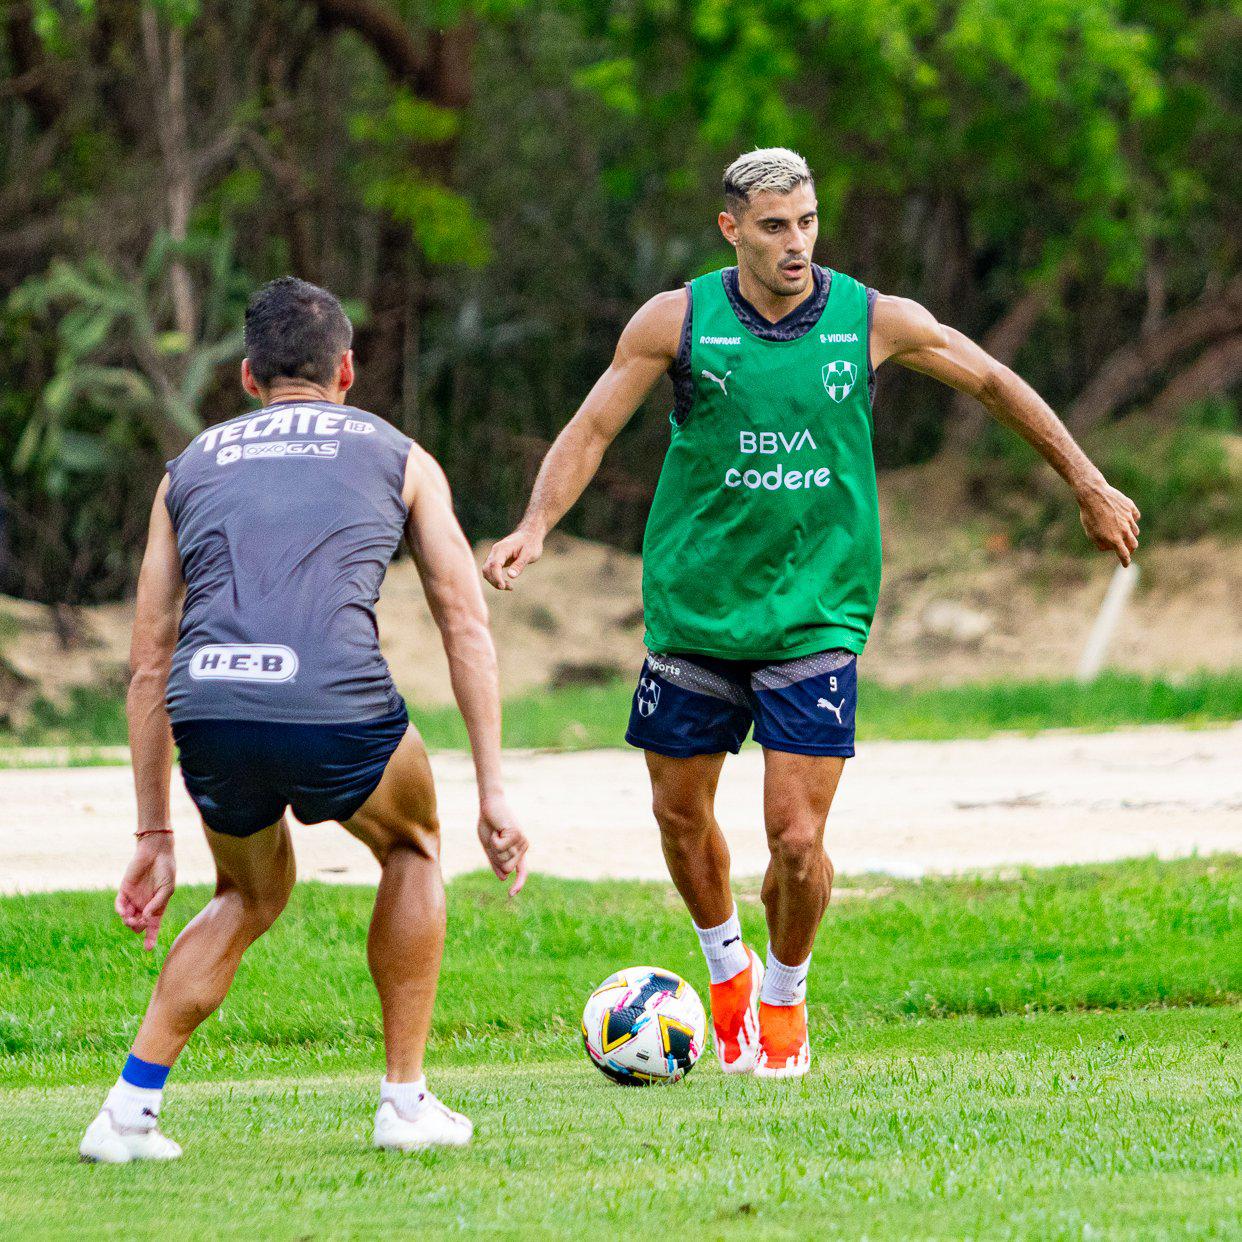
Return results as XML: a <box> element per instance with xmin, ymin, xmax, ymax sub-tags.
<box><xmin>344</xmin><ymin>726</ymin><xmax>443</xmax><ymax>1083</ymax></box>
<box><xmin>760</xmin><ymin>751</ymin><xmax>845</xmax><ymax>965</ymax></box>
<box><xmin>646</xmin><ymin>751</ymin><xmax>733</xmax><ymax>927</ymax></box>
<box><xmin>130</xmin><ymin>817</ymin><xmax>296</xmax><ymax>1066</ymax></box>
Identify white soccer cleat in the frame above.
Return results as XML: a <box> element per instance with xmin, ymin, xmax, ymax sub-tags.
<box><xmin>373</xmin><ymin>1093</ymin><xmax>473</xmax><ymax>1151</ymax></box>
<box><xmin>79</xmin><ymin>1108</ymin><xmax>183</xmax><ymax>1164</ymax></box>
<box><xmin>710</xmin><ymin>946</ymin><xmax>764</xmax><ymax>1074</ymax></box>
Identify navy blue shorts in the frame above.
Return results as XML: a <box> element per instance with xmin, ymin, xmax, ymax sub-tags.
<box><xmin>173</xmin><ymin>699</ymin><xmax>409</xmax><ymax>837</ymax></box>
<box><xmin>625</xmin><ymin>649</ymin><xmax>857</xmax><ymax>759</ymax></box>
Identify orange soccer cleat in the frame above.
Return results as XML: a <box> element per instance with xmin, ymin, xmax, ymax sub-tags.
<box><xmin>754</xmin><ymin>1000</ymin><xmax>811</xmax><ymax>1079</ymax></box>
<box><xmin>708</xmin><ymin>946</ymin><xmax>764</xmax><ymax>1073</ymax></box>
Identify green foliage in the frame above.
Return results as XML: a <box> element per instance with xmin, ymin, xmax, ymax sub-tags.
<box><xmin>0</xmin><ymin>1013</ymin><xmax>1238</xmax><ymax>1236</ymax></box>
<box><xmin>0</xmin><ymin>232</ymin><xmax>248</xmax><ymax>600</ymax></box>
<box><xmin>408</xmin><ymin>669</ymin><xmax>1242</xmax><ymax>749</ymax></box>
<box><xmin>574</xmin><ymin>0</ymin><xmax>1171</xmax><ymax>283</ymax></box>
<box><xmin>349</xmin><ymin>90</ymin><xmax>461</xmax><ymax>146</ymax></box>
<box><xmin>8</xmin><ymin>232</ymin><xmax>247</xmax><ymax>463</ymax></box>
<box><xmin>1090</xmin><ymin>417</ymin><xmax>1242</xmax><ymax>543</ymax></box>
<box><xmin>973</xmin><ymin>407</ymin><xmax>1241</xmax><ymax>549</ymax></box>
<box><xmin>1</xmin><ymin>857</ymin><xmax>1238</xmax><ymax>1082</ymax></box>
<box><xmin>1</xmin><ymin>0</ymin><xmax>1237</xmax><ymax>601</ymax></box>
<box><xmin>0</xmin><ymin>860</ymin><xmax>1239</xmax><ymax>1234</ymax></box>
<box><xmin>2</xmin><ymin>859</ymin><xmax>1232</xmax><ymax>1237</ymax></box>
<box><xmin>361</xmin><ymin>173</ymin><xmax>493</xmax><ymax>267</ymax></box>
<box><xmin>4</xmin><ymin>671</ymin><xmax>1239</xmax><ymax>755</ymax></box>
<box><xmin>350</xmin><ymin>90</ymin><xmax>492</xmax><ymax>266</ymax></box>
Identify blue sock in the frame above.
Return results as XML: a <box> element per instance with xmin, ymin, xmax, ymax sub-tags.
<box><xmin>121</xmin><ymin>1052</ymin><xmax>171</xmax><ymax>1091</ymax></box>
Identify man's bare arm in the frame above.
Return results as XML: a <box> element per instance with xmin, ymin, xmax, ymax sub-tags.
<box><xmin>403</xmin><ymin>446</ymin><xmax>529</xmax><ymax>893</ymax></box>
<box><xmin>117</xmin><ymin>476</ymin><xmax>183</xmax><ymax>949</ymax></box>
<box><xmin>871</xmin><ymin>294</ymin><xmax>1141</xmax><ymax>565</ymax></box>
<box><xmin>482</xmin><ymin>289</ymin><xmax>684</xmax><ymax>589</ymax></box>
<box><xmin>128</xmin><ymin>477</ymin><xmax>183</xmax><ymax>834</ymax></box>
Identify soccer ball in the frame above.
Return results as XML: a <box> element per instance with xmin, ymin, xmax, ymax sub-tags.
<box><xmin>581</xmin><ymin>966</ymin><xmax>706</xmax><ymax>1085</ymax></box>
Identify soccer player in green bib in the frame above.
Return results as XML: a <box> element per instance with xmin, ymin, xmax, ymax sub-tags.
<box><xmin>484</xmin><ymin>149</ymin><xmax>1140</xmax><ymax>1078</ymax></box>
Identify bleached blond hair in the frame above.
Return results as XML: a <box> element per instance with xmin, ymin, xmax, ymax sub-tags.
<box><xmin>722</xmin><ymin>148</ymin><xmax>813</xmax><ymax>210</ymax></box>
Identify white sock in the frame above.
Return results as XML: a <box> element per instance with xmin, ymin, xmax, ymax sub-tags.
<box><xmin>381</xmin><ymin>1075</ymin><xmax>428</xmax><ymax>1117</ymax></box>
<box><xmin>104</xmin><ymin>1078</ymin><xmax>162</xmax><ymax>1132</ymax></box>
<box><xmin>693</xmin><ymin>906</ymin><xmax>750</xmax><ymax>984</ymax></box>
<box><xmin>760</xmin><ymin>945</ymin><xmax>811</xmax><ymax>1006</ymax></box>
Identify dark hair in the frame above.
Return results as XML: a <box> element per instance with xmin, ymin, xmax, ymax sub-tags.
<box><xmin>243</xmin><ymin>276</ymin><xmax>353</xmax><ymax>386</ymax></box>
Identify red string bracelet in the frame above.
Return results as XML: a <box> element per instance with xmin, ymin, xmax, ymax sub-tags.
<box><xmin>134</xmin><ymin>828</ymin><xmax>174</xmax><ymax>839</ymax></box>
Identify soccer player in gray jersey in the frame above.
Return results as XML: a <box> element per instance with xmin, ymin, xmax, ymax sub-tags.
<box><xmin>79</xmin><ymin>277</ymin><xmax>527</xmax><ymax>1162</ymax></box>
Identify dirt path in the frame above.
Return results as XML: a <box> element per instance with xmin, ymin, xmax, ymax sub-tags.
<box><xmin>1</xmin><ymin>725</ymin><xmax>1238</xmax><ymax>895</ymax></box>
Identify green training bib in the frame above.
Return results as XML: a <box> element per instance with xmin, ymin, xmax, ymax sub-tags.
<box><xmin>642</xmin><ymin>267</ymin><xmax>881</xmax><ymax>660</ymax></box>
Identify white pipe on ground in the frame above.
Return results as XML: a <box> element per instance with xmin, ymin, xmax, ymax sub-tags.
<box><xmin>1076</xmin><ymin>562</ymin><xmax>1140</xmax><ymax>682</ymax></box>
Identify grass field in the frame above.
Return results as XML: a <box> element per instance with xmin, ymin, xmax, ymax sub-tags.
<box><xmin>3</xmin><ymin>669</ymin><xmax>1241</xmax><ymax>757</ymax></box>
<box><xmin>1</xmin><ymin>857</ymin><xmax>1238</xmax><ymax>1237</ymax></box>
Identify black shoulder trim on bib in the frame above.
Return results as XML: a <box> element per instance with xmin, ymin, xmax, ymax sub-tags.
<box><xmin>722</xmin><ymin>265</ymin><xmax>830</xmax><ymax>341</ymax></box>
<box><xmin>670</xmin><ymin>283</ymin><xmax>694</xmax><ymax>425</ymax></box>
<box><xmin>866</xmin><ymin>287</ymin><xmax>877</xmax><ymax>406</ymax></box>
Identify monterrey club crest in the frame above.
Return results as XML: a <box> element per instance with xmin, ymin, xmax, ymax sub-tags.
<box><xmin>636</xmin><ymin>677</ymin><xmax>661</xmax><ymax>717</ymax></box>
<box><xmin>821</xmin><ymin>359</ymin><xmax>857</xmax><ymax>402</ymax></box>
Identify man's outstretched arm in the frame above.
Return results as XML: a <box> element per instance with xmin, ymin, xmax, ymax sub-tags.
<box><xmin>871</xmin><ymin>294</ymin><xmax>1141</xmax><ymax>565</ymax></box>
<box><xmin>118</xmin><ymin>476</ymin><xmax>184</xmax><ymax>950</ymax></box>
<box><xmin>403</xmin><ymin>445</ymin><xmax>529</xmax><ymax>894</ymax></box>
<box><xmin>482</xmin><ymin>289</ymin><xmax>684</xmax><ymax>590</ymax></box>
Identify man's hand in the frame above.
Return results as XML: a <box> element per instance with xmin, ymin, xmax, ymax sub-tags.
<box><xmin>482</xmin><ymin>527</ymin><xmax>544</xmax><ymax>591</ymax></box>
<box><xmin>1077</xmin><ymin>481</ymin><xmax>1141</xmax><ymax>566</ymax></box>
<box><xmin>115</xmin><ymin>835</ymin><xmax>176</xmax><ymax>951</ymax></box>
<box><xmin>477</xmin><ymin>792</ymin><xmax>529</xmax><ymax>896</ymax></box>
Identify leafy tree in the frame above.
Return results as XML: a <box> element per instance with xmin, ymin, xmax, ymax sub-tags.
<box><xmin>0</xmin><ymin>0</ymin><xmax>1236</xmax><ymax>605</ymax></box>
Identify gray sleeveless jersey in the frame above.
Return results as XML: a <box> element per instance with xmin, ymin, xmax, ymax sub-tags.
<box><xmin>164</xmin><ymin>400</ymin><xmax>413</xmax><ymax>724</ymax></box>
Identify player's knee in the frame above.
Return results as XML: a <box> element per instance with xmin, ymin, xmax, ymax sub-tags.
<box><xmin>651</xmin><ymin>794</ymin><xmax>709</xmax><ymax>846</ymax></box>
<box><xmin>767</xmin><ymin>815</ymin><xmax>825</xmax><ymax>880</ymax></box>
<box><xmin>378</xmin><ymin>818</ymin><xmax>440</xmax><ymax>865</ymax></box>
<box><xmin>241</xmin><ymin>886</ymin><xmax>290</xmax><ymax>937</ymax></box>
<box><xmin>216</xmin><ymin>876</ymin><xmax>291</xmax><ymax>939</ymax></box>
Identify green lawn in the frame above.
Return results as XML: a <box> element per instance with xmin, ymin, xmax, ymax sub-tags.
<box><xmin>3</xmin><ymin>669</ymin><xmax>1240</xmax><ymax>758</ymax></box>
<box><xmin>1</xmin><ymin>858</ymin><xmax>1239</xmax><ymax>1237</ymax></box>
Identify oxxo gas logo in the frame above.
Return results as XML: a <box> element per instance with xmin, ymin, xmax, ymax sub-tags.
<box><xmin>189</xmin><ymin>644</ymin><xmax>299</xmax><ymax>682</ymax></box>
<box><xmin>218</xmin><ymin>441</ymin><xmax>339</xmax><ymax>465</ymax></box>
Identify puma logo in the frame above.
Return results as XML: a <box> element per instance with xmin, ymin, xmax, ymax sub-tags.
<box><xmin>701</xmin><ymin>368</ymin><xmax>732</xmax><ymax>396</ymax></box>
<box><xmin>816</xmin><ymin>697</ymin><xmax>844</xmax><ymax>724</ymax></box>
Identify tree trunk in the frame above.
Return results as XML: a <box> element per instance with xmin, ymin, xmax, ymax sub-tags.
<box><xmin>942</xmin><ymin>263</ymin><xmax>1071</xmax><ymax>452</ymax></box>
<box><xmin>1066</xmin><ymin>272</ymin><xmax>1242</xmax><ymax>434</ymax></box>
<box><xmin>1147</xmin><ymin>333</ymin><xmax>1242</xmax><ymax>423</ymax></box>
<box><xmin>141</xmin><ymin>5</ymin><xmax>197</xmax><ymax>340</ymax></box>
<box><xmin>3</xmin><ymin>2</ymin><xmax>62</xmax><ymax>129</ymax></box>
<box><xmin>305</xmin><ymin>2</ymin><xmax>476</xmax><ymax>439</ymax></box>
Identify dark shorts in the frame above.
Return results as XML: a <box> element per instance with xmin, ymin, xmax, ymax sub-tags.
<box><xmin>172</xmin><ymin>699</ymin><xmax>409</xmax><ymax>838</ymax></box>
<box><xmin>625</xmin><ymin>649</ymin><xmax>857</xmax><ymax>759</ymax></box>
